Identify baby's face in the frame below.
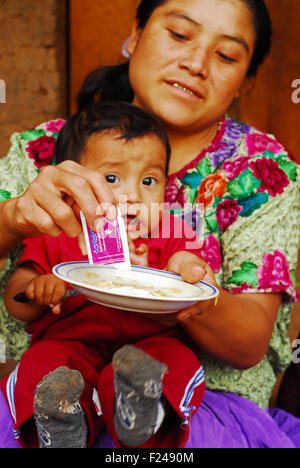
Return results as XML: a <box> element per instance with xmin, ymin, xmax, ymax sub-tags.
<box><xmin>81</xmin><ymin>131</ymin><xmax>167</xmax><ymax>238</ymax></box>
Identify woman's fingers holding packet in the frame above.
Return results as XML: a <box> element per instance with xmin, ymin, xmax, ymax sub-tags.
<box><xmin>14</xmin><ymin>161</ymin><xmax>117</xmax><ymax>239</ymax></box>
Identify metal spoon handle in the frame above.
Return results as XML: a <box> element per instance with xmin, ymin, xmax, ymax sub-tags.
<box><xmin>13</xmin><ymin>289</ymin><xmax>81</xmax><ymax>304</ymax></box>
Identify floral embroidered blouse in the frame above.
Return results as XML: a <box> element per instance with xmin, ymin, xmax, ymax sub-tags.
<box><xmin>0</xmin><ymin>116</ymin><xmax>299</xmax><ymax>409</ymax></box>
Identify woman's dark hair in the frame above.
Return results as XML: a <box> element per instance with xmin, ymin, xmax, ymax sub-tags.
<box><xmin>77</xmin><ymin>0</ymin><xmax>273</xmax><ymax>109</ymax></box>
<box><xmin>243</xmin><ymin>0</ymin><xmax>273</xmax><ymax>77</ymax></box>
<box><xmin>55</xmin><ymin>101</ymin><xmax>171</xmax><ymax>174</ymax></box>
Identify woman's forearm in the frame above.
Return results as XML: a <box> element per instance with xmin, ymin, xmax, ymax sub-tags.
<box><xmin>166</xmin><ymin>252</ymin><xmax>282</xmax><ymax>370</ymax></box>
<box><xmin>0</xmin><ymin>198</ymin><xmax>24</xmax><ymax>257</ymax></box>
<box><xmin>181</xmin><ymin>289</ymin><xmax>281</xmax><ymax>370</ymax></box>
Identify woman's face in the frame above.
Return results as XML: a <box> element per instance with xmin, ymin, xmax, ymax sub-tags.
<box><xmin>127</xmin><ymin>0</ymin><xmax>255</xmax><ymax>134</ymax></box>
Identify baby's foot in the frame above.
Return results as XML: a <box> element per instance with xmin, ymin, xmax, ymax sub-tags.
<box><xmin>34</xmin><ymin>366</ymin><xmax>87</xmax><ymax>448</ymax></box>
<box><xmin>112</xmin><ymin>345</ymin><xmax>167</xmax><ymax>447</ymax></box>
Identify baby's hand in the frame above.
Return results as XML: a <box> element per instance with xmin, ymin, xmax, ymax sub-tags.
<box><xmin>25</xmin><ymin>274</ymin><xmax>67</xmax><ymax>315</ymax></box>
<box><xmin>127</xmin><ymin>235</ymin><xmax>149</xmax><ymax>267</ymax></box>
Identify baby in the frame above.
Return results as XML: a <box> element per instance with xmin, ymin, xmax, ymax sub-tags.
<box><xmin>3</xmin><ymin>102</ymin><xmax>205</xmax><ymax>449</ymax></box>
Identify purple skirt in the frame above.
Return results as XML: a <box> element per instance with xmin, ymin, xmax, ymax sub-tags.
<box><xmin>1</xmin><ymin>389</ymin><xmax>300</xmax><ymax>448</ymax></box>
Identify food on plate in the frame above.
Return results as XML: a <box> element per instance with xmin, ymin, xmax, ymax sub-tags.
<box><xmin>82</xmin><ymin>274</ymin><xmax>203</xmax><ymax>299</ymax></box>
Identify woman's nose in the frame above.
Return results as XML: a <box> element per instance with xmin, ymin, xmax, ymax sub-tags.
<box><xmin>179</xmin><ymin>46</ymin><xmax>210</xmax><ymax>78</ymax></box>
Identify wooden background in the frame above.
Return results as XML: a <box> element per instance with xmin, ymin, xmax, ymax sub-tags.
<box><xmin>69</xmin><ymin>0</ymin><xmax>300</xmax><ymax>322</ymax></box>
<box><xmin>69</xmin><ymin>0</ymin><xmax>138</xmax><ymax>113</ymax></box>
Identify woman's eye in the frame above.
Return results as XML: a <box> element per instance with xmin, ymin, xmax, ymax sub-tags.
<box><xmin>143</xmin><ymin>177</ymin><xmax>156</xmax><ymax>186</ymax></box>
<box><xmin>217</xmin><ymin>52</ymin><xmax>236</xmax><ymax>63</ymax></box>
<box><xmin>168</xmin><ymin>30</ymin><xmax>188</xmax><ymax>41</ymax></box>
<box><xmin>105</xmin><ymin>175</ymin><xmax>119</xmax><ymax>184</ymax></box>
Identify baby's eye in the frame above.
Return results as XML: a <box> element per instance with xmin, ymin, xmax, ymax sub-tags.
<box><xmin>105</xmin><ymin>175</ymin><xmax>120</xmax><ymax>184</ymax></box>
<box><xmin>143</xmin><ymin>177</ymin><xmax>156</xmax><ymax>186</ymax></box>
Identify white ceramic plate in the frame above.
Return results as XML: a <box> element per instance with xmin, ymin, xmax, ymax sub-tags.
<box><xmin>53</xmin><ymin>262</ymin><xmax>219</xmax><ymax>314</ymax></box>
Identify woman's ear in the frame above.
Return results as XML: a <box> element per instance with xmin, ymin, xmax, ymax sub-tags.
<box><xmin>126</xmin><ymin>21</ymin><xmax>142</xmax><ymax>56</ymax></box>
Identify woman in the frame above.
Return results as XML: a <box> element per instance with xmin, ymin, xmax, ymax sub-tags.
<box><xmin>1</xmin><ymin>0</ymin><xmax>300</xmax><ymax>448</ymax></box>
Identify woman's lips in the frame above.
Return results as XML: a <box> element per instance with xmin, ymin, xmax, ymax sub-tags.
<box><xmin>166</xmin><ymin>81</ymin><xmax>204</xmax><ymax>99</ymax></box>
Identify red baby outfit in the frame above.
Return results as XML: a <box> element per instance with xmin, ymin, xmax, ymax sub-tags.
<box><xmin>1</xmin><ymin>214</ymin><xmax>205</xmax><ymax>448</ymax></box>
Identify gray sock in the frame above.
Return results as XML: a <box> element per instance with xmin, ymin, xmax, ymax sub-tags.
<box><xmin>34</xmin><ymin>366</ymin><xmax>87</xmax><ymax>449</ymax></box>
<box><xmin>112</xmin><ymin>345</ymin><xmax>167</xmax><ymax>447</ymax></box>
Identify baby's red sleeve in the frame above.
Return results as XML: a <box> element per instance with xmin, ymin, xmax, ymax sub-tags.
<box><xmin>137</xmin><ymin>214</ymin><xmax>204</xmax><ymax>271</ymax></box>
<box><xmin>19</xmin><ymin>236</ymin><xmax>54</xmax><ymax>275</ymax></box>
<box><xmin>159</xmin><ymin>216</ymin><xmax>203</xmax><ymax>269</ymax></box>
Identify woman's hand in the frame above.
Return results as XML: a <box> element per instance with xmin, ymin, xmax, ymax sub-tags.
<box><xmin>25</xmin><ymin>274</ymin><xmax>67</xmax><ymax>316</ymax></box>
<box><xmin>165</xmin><ymin>251</ymin><xmax>219</xmax><ymax>321</ymax></box>
<box><xmin>6</xmin><ymin>160</ymin><xmax>117</xmax><ymax>241</ymax></box>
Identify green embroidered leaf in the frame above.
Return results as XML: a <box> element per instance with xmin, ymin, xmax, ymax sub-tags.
<box><xmin>196</xmin><ymin>158</ymin><xmax>211</xmax><ymax>178</ymax></box>
<box><xmin>229</xmin><ymin>262</ymin><xmax>258</xmax><ymax>287</ymax></box>
<box><xmin>188</xmin><ymin>188</ymin><xmax>199</xmax><ymax>205</ymax></box>
<box><xmin>20</xmin><ymin>129</ymin><xmax>46</xmax><ymax>141</ymax></box>
<box><xmin>227</xmin><ymin>169</ymin><xmax>261</xmax><ymax>198</ymax></box>
<box><xmin>205</xmin><ymin>216</ymin><xmax>218</xmax><ymax>233</ymax></box>
<box><xmin>181</xmin><ymin>171</ymin><xmax>203</xmax><ymax>189</ymax></box>
<box><xmin>262</xmin><ymin>151</ymin><xmax>276</xmax><ymax>159</ymax></box>
<box><xmin>291</xmin><ymin>270</ymin><xmax>297</xmax><ymax>289</ymax></box>
<box><xmin>212</xmin><ymin>196</ymin><xmax>223</xmax><ymax>209</ymax></box>
<box><xmin>0</xmin><ymin>189</ymin><xmax>11</xmax><ymax>201</ymax></box>
<box><xmin>277</xmin><ymin>159</ymin><xmax>297</xmax><ymax>182</ymax></box>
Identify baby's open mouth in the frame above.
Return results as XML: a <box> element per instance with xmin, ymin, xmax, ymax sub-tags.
<box><xmin>122</xmin><ymin>214</ymin><xmax>141</xmax><ymax>232</ymax></box>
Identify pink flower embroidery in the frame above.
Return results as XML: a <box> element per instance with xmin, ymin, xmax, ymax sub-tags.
<box><xmin>164</xmin><ymin>183</ymin><xmax>187</xmax><ymax>205</ymax></box>
<box><xmin>201</xmin><ymin>234</ymin><xmax>222</xmax><ymax>273</ymax></box>
<box><xmin>257</xmin><ymin>250</ymin><xmax>294</xmax><ymax>293</ymax></box>
<box><xmin>228</xmin><ymin>283</ymin><xmax>254</xmax><ymax>294</ymax></box>
<box><xmin>45</xmin><ymin>119</ymin><xmax>66</xmax><ymax>133</ymax></box>
<box><xmin>216</xmin><ymin>198</ymin><xmax>243</xmax><ymax>232</ymax></box>
<box><xmin>250</xmin><ymin>158</ymin><xmax>289</xmax><ymax>196</ymax></box>
<box><xmin>27</xmin><ymin>136</ymin><xmax>57</xmax><ymax>168</ymax></box>
<box><xmin>221</xmin><ymin>155</ymin><xmax>251</xmax><ymax>180</ymax></box>
<box><xmin>246</xmin><ymin>133</ymin><xmax>283</xmax><ymax>156</ymax></box>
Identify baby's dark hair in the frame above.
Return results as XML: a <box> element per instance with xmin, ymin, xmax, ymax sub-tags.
<box><xmin>55</xmin><ymin>101</ymin><xmax>171</xmax><ymax>174</ymax></box>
